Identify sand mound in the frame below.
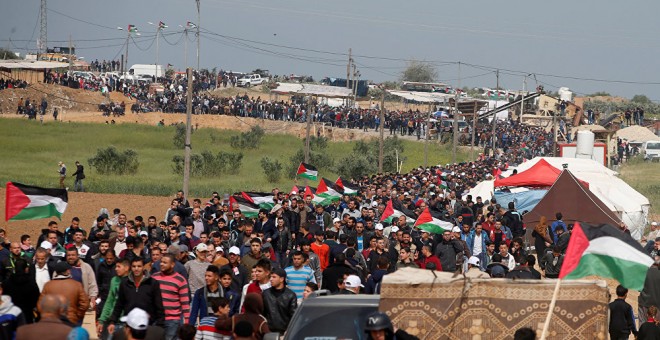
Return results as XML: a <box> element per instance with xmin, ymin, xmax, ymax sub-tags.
<box><xmin>616</xmin><ymin>125</ymin><xmax>658</xmax><ymax>142</ymax></box>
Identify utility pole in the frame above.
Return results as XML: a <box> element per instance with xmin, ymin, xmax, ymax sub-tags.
<box><xmin>183</xmin><ymin>67</ymin><xmax>193</xmax><ymax>200</ymax></box>
<box><xmin>352</xmin><ymin>65</ymin><xmax>359</xmax><ymax>104</ymax></box>
<box><xmin>196</xmin><ymin>0</ymin><xmax>201</xmax><ymax>71</ymax></box>
<box><xmin>471</xmin><ymin>101</ymin><xmax>477</xmax><ymax>160</ymax></box>
<box><xmin>67</xmin><ymin>35</ymin><xmax>72</xmax><ymax>74</ymax></box>
<box><xmin>305</xmin><ymin>95</ymin><xmax>313</xmax><ymax>163</ymax></box>
<box><xmin>520</xmin><ymin>75</ymin><xmax>527</xmax><ymax>124</ymax></box>
<box><xmin>425</xmin><ymin>106</ymin><xmax>432</xmax><ymax>167</ymax></box>
<box><xmin>346</xmin><ymin>48</ymin><xmax>352</xmax><ymax>88</ymax></box>
<box><xmin>124</xmin><ymin>29</ymin><xmax>129</xmax><ymax>78</ymax></box>
<box><xmin>155</xmin><ymin>25</ymin><xmax>160</xmax><ymax>81</ymax></box>
<box><xmin>39</xmin><ymin>0</ymin><xmax>47</xmax><ymax>56</ymax></box>
<box><xmin>180</xmin><ymin>25</ymin><xmax>188</xmax><ymax>69</ymax></box>
<box><xmin>452</xmin><ymin>62</ymin><xmax>461</xmax><ymax>163</ymax></box>
<box><xmin>491</xmin><ymin>70</ymin><xmax>499</xmax><ymax>155</ymax></box>
<box><xmin>378</xmin><ymin>88</ymin><xmax>385</xmax><ymax>173</ymax></box>
<box><xmin>553</xmin><ymin>109</ymin><xmax>558</xmax><ymax>156</ymax></box>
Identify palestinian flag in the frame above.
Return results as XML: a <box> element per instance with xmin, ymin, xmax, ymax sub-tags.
<box><xmin>414</xmin><ymin>207</ymin><xmax>453</xmax><ymax>234</ymax></box>
<box><xmin>380</xmin><ymin>200</ymin><xmax>415</xmax><ymax>225</ymax></box>
<box><xmin>5</xmin><ymin>182</ymin><xmax>68</xmax><ymax>221</ymax></box>
<box><xmin>290</xmin><ymin>185</ymin><xmax>315</xmax><ymax>196</ymax></box>
<box><xmin>241</xmin><ymin>192</ymin><xmax>275</xmax><ymax>210</ymax></box>
<box><xmin>229</xmin><ymin>196</ymin><xmax>260</xmax><ymax>218</ymax></box>
<box><xmin>296</xmin><ymin>163</ymin><xmax>318</xmax><ymax>181</ymax></box>
<box><xmin>560</xmin><ymin>222</ymin><xmax>653</xmax><ymax>290</ymax></box>
<box><xmin>439</xmin><ymin>180</ymin><xmax>448</xmax><ymax>189</ymax></box>
<box><xmin>128</xmin><ymin>25</ymin><xmax>138</xmax><ymax>33</ymax></box>
<box><xmin>158</xmin><ymin>21</ymin><xmax>168</xmax><ymax>29</ymax></box>
<box><xmin>313</xmin><ymin>178</ymin><xmax>342</xmax><ymax>205</ymax></box>
<box><xmin>335</xmin><ymin>177</ymin><xmax>358</xmax><ymax>196</ymax></box>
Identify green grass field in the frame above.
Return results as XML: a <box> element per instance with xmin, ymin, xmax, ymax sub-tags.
<box><xmin>0</xmin><ymin>119</ymin><xmax>470</xmax><ymax>197</ymax></box>
<box><xmin>619</xmin><ymin>158</ymin><xmax>660</xmax><ymax>218</ymax></box>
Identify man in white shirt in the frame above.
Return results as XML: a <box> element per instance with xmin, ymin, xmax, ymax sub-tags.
<box><xmin>34</xmin><ymin>248</ymin><xmax>51</xmax><ymax>292</ymax></box>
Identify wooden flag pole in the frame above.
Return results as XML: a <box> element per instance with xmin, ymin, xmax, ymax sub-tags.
<box><xmin>540</xmin><ymin>278</ymin><xmax>562</xmax><ymax>340</ymax></box>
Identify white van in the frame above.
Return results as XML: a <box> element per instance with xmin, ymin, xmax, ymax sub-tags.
<box><xmin>129</xmin><ymin>64</ymin><xmax>163</xmax><ymax>78</ymax></box>
<box><xmin>642</xmin><ymin>140</ymin><xmax>660</xmax><ymax>161</ymax></box>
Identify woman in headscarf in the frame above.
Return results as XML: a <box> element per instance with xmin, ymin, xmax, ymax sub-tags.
<box><xmin>532</xmin><ymin>216</ymin><xmax>553</xmax><ymax>260</ymax></box>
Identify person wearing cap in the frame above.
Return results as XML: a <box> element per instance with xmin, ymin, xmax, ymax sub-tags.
<box><xmin>262</xmin><ymin>268</ymin><xmax>297</xmax><ymax>333</ymax></box>
<box><xmin>185</xmin><ymin>243</ymin><xmax>211</xmax><ymax>294</ymax></box>
<box><xmin>340</xmin><ymin>274</ymin><xmax>363</xmax><ymax>295</ymax></box>
<box><xmin>219</xmin><ymin>246</ymin><xmax>250</xmax><ymax>295</ymax></box>
<box><xmin>41</xmin><ymin>261</ymin><xmax>89</xmax><ymax>325</ymax></box>
<box><xmin>465</xmin><ymin>256</ymin><xmax>489</xmax><ymax>278</ymax></box>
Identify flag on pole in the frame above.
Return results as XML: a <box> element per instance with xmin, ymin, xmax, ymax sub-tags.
<box><xmin>5</xmin><ymin>182</ymin><xmax>68</xmax><ymax>221</ymax></box>
<box><xmin>335</xmin><ymin>177</ymin><xmax>358</xmax><ymax>196</ymax></box>
<box><xmin>186</xmin><ymin>21</ymin><xmax>197</xmax><ymax>29</ymax></box>
<box><xmin>240</xmin><ymin>192</ymin><xmax>275</xmax><ymax>210</ymax></box>
<box><xmin>158</xmin><ymin>21</ymin><xmax>168</xmax><ymax>29</ymax></box>
<box><xmin>380</xmin><ymin>200</ymin><xmax>415</xmax><ymax>225</ymax></box>
<box><xmin>229</xmin><ymin>196</ymin><xmax>260</xmax><ymax>218</ymax></box>
<box><xmin>296</xmin><ymin>163</ymin><xmax>318</xmax><ymax>181</ymax></box>
<box><xmin>128</xmin><ymin>25</ymin><xmax>138</xmax><ymax>33</ymax></box>
<box><xmin>559</xmin><ymin>222</ymin><xmax>653</xmax><ymax>290</ymax></box>
<box><xmin>313</xmin><ymin>178</ymin><xmax>342</xmax><ymax>205</ymax></box>
<box><xmin>414</xmin><ymin>207</ymin><xmax>453</xmax><ymax>234</ymax></box>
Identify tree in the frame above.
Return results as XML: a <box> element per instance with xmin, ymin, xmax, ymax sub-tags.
<box><xmin>0</xmin><ymin>48</ymin><xmax>19</xmax><ymax>60</ymax></box>
<box><xmin>587</xmin><ymin>91</ymin><xmax>611</xmax><ymax>97</ymax></box>
<box><xmin>400</xmin><ymin>60</ymin><xmax>437</xmax><ymax>83</ymax></box>
<box><xmin>631</xmin><ymin>94</ymin><xmax>652</xmax><ymax>104</ymax></box>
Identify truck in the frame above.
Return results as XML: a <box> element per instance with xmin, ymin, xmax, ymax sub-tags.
<box><xmin>237</xmin><ymin>74</ymin><xmax>267</xmax><ymax>87</ymax></box>
<box><xmin>129</xmin><ymin>64</ymin><xmax>163</xmax><ymax>79</ymax></box>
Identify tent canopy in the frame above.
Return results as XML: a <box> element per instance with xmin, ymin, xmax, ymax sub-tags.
<box><xmin>524</xmin><ymin>170</ymin><xmax>621</xmax><ymax>227</ymax></box>
<box><xmin>494</xmin><ymin>159</ymin><xmax>561</xmax><ymax>188</ymax></box>
<box><xmin>270</xmin><ymin>83</ymin><xmax>353</xmax><ymax>98</ymax></box>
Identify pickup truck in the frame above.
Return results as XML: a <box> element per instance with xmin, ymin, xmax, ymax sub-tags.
<box><xmin>237</xmin><ymin>74</ymin><xmax>267</xmax><ymax>87</ymax></box>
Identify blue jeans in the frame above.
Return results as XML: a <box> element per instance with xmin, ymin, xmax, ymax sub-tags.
<box><xmin>163</xmin><ymin>320</ymin><xmax>180</xmax><ymax>340</ymax></box>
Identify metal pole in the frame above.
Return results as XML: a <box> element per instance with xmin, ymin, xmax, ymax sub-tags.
<box><xmin>378</xmin><ymin>88</ymin><xmax>385</xmax><ymax>173</ymax></box>
<box><xmin>520</xmin><ymin>75</ymin><xmax>526</xmax><ymax>124</ymax></box>
<box><xmin>125</xmin><ymin>31</ymin><xmax>129</xmax><ymax>78</ymax></box>
<box><xmin>347</xmin><ymin>48</ymin><xmax>351</xmax><ymax>88</ymax></box>
<box><xmin>491</xmin><ymin>70</ymin><xmax>499</xmax><ymax>155</ymax></box>
<box><xmin>305</xmin><ymin>96</ymin><xmax>312</xmax><ymax>163</ymax></box>
<box><xmin>155</xmin><ymin>27</ymin><xmax>159</xmax><ymax>80</ymax></box>
<box><xmin>553</xmin><ymin>109</ymin><xmax>558</xmax><ymax>156</ymax></box>
<box><xmin>183</xmin><ymin>67</ymin><xmax>193</xmax><ymax>199</ymax></box>
<box><xmin>452</xmin><ymin>92</ymin><xmax>459</xmax><ymax>163</ymax></box>
<box><xmin>184</xmin><ymin>28</ymin><xmax>188</xmax><ymax>70</ymax></box>
<box><xmin>425</xmin><ymin>106</ymin><xmax>431</xmax><ymax>167</ymax></box>
<box><xmin>196</xmin><ymin>0</ymin><xmax>201</xmax><ymax>70</ymax></box>
<box><xmin>471</xmin><ymin>101</ymin><xmax>477</xmax><ymax>160</ymax></box>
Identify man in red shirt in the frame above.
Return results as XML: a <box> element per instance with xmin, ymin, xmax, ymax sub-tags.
<box><xmin>310</xmin><ymin>230</ymin><xmax>330</xmax><ymax>271</ymax></box>
<box><xmin>482</xmin><ymin>213</ymin><xmax>496</xmax><ymax>233</ymax></box>
<box><xmin>416</xmin><ymin>245</ymin><xmax>442</xmax><ymax>270</ymax></box>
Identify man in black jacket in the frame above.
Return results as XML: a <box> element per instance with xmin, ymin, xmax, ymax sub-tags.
<box><xmin>609</xmin><ymin>285</ymin><xmax>638</xmax><ymax>340</ymax></box>
<box><xmin>434</xmin><ymin>230</ymin><xmax>464</xmax><ymax>273</ymax></box>
<box><xmin>107</xmin><ymin>257</ymin><xmax>164</xmax><ymax>334</ymax></box>
<box><xmin>71</xmin><ymin>161</ymin><xmax>85</xmax><ymax>192</ymax></box>
<box><xmin>262</xmin><ymin>268</ymin><xmax>297</xmax><ymax>334</ymax></box>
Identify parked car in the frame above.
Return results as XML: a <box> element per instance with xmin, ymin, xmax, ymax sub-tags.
<box><xmin>642</xmin><ymin>140</ymin><xmax>660</xmax><ymax>161</ymax></box>
<box><xmin>237</xmin><ymin>74</ymin><xmax>267</xmax><ymax>87</ymax></box>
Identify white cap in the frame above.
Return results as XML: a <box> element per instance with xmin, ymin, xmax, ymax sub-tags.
<box><xmin>215</xmin><ymin>246</ymin><xmax>224</xmax><ymax>253</ymax></box>
<box><xmin>228</xmin><ymin>246</ymin><xmax>241</xmax><ymax>255</ymax></box>
<box><xmin>371</xmin><ymin>201</ymin><xmax>378</xmax><ymax>208</ymax></box>
<box><xmin>467</xmin><ymin>256</ymin><xmax>480</xmax><ymax>266</ymax></box>
<box><xmin>40</xmin><ymin>241</ymin><xmax>53</xmax><ymax>250</ymax></box>
<box><xmin>195</xmin><ymin>243</ymin><xmax>209</xmax><ymax>252</ymax></box>
<box><xmin>270</xmin><ymin>204</ymin><xmax>283</xmax><ymax>214</ymax></box>
<box><xmin>391</xmin><ymin>226</ymin><xmax>400</xmax><ymax>233</ymax></box>
<box><xmin>403</xmin><ymin>192</ymin><xmax>410</xmax><ymax>196</ymax></box>
<box><xmin>333</xmin><ymin>217</ymin><xmax>341</xmax><ymax>223</ymax></box>
<box><xmin>653</xmin><ymin>222</ymin><xmax>658</xmax><ymax>226</ymax></box>
<box><xmin>139</xmin><ymin>231</ymin><xmax>148</xmax><ymax>237</ymax></box>
<box><xmin>121</xmin><ymin>308</ymin><xmax>149</xmax><ymax>331</ymax></box>
<box><xmin>375</xmin><ymin>223</ymin><xmax>384</xmax><ymax>230</ymax></box>
<box><xmin>452</xmin><ymin>226</ymin><xmax>461</xmax><ymax>233</ymax></box>
<box><xmin>344</xmin><ymin>274</ymin><xmax>364</xmax><ymax>288</ymax></box>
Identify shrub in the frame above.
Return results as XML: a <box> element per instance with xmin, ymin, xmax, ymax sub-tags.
<box><xmin>230</xmin><ymin>126</ymin><xmax>265</xmax><ymax>149</ymax></box>
<box><xmin>334</xmin><ymin>136</ymin><xmax>405</xmax><ymax>179</ymax></box>
<box><xmin>286</xmin><ymin>137</ymin><xmax>334</xmax><ymax>179</ymax></box>
<box><xmin>88</xmin><ymin>146</ymin><xmax>139</xmax><ymax>175</ymax></box>
<box><xmin>172</xmin><ymin>151</ymin><xmax>243</xmax><ymax>176</ymax></box>
<box><xmin>260</xmin><ymin>157</ymin><xmax>283</xmax><ymax>183</ymax></box>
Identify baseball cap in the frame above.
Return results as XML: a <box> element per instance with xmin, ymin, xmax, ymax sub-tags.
<box><xmin>371</xmin><ymin>201</ymin><xmax>378</xmax><ymax>207</ymax></box>
<box><xmin>178</xmin><ymin>244</ymin><xmax>189</xmax><ymax>254</ymax></box>
<box><xmin>467</xmin><ymin>256</ymin><xmax>480</xmax><ymax>266</ymax></box>
<box><xmin>653</xmin><ymin>222</ymin><xmax>658</xmax><ymax>226</ymax></box>
<box><xmin>270</xmin><ymin>204</ymin><xmax>282</xmax><ymax>214</ymax></box>
<box><xmin>215</xmin><ymin>246</ymin><xmax>224</xmax><ymax>253</ymax></box>
<box><xmin>490</xmin><ymin>265</ymin><xmax>506</xmax><ymax>278</ymax></box>
<box><xmin>139</xmin><ymin>231</ymin><xmax>148</xmax><ymax>237</ymax></box>
<box><xmin>195</xmin><ymin>243</ymin><xmax>209</xmax><ymax>252</ymax></box>
<box><xmin>40</xmin><ymin>241</ymin><xmax>53</xmax><ymax>250</ymax></box>
<box><xmin>391</xmin><ymin>226</ymin><xmax>399</xmax><ymax>233</ymax></box>
<box><xmin>375</xmin><ymin>223</ymin><xmax>384</xmax><ymax>230</ymax></box>
<box><xmin>344</xmin><ymin>274</ymin><xmax>364</xmax><ymax>288</ymax></box>
<box><xmin>333</xmin><ymin>217</ymin><xmax>341</xmax><ymax>224</ymax></box>
<box><xmin>120</xmin><ymin>308</ymin><xmax>149</xmax><ymax>331</ymax></box>
<box><xmin>452</xmin><ymin>226</ymin><xmax>461</xmax><ymax>233</ymax></box>
<box><xmin>272</xmin><ymin>268</ymin><xmax>287</xmax><ymax>280</ymax></box>
<box><xmin>228</xmin><ymin>246</ymin><xmax>241</xmax><ymax>255</ymax></box>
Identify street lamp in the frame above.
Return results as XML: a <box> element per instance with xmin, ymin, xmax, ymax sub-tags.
<box><xmin>118</xmin><ymin>25</ymin><xmax>140</xmax><ymax>87</ymax></box>
<box><xmin>148</xmin><ymin>21</ymin><xmax>166</xmax><ymax>82</ymax></box>
<box><xmin>179</xmin><ymin>21</ymin><xmax>196</xmax><ymax>70</ymax></box>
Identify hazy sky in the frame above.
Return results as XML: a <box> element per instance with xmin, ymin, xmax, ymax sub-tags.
<box><xmin>3</xmin><ymin>0</ymin><xmax>660</xmax><ymax>99</ymax></box>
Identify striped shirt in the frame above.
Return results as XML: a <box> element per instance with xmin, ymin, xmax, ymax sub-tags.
<box><xmin>195</xmin><ymin>316</ymin><xmax>230</xmax><ymax>340</ymax></box>
<box><xmin>284</xmin><ymin>265</ymin><xmax>316</xmax><ymax>300</ymax></box>
<box><xmin>152</xmin><ymin>271</ymin><xmax>191</xmax><ymax>321</ymax></box>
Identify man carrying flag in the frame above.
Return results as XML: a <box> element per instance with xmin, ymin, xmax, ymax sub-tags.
<box><xmin>296</xmin><ymin>163</ymin><xmax>318</xmax><ymax>181</ymax></box>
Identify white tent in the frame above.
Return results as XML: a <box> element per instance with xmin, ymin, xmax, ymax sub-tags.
<box><xmin>513</xmin><ymin>157</ymin><xmax>649</xmax><ymax>240</ymax></box>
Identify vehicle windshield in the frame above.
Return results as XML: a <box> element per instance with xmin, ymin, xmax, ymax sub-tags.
<box><xmin>285</xmin><ymin>305</ymin><xmax>375</xmax><ymax>340</ymax></box>
<box><xmin>647</xmin><ymin>142</ymin><xmax>660</xmax><ymax>150</ymax></box>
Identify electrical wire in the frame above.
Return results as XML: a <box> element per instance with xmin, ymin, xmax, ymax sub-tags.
<box><xmin>47</xmin><ymin>7</ymin><xmax>119</xmax><ymax>31</ymax></box>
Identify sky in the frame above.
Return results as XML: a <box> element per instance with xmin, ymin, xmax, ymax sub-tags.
<box><xmin>2</xmin><ymin>0</ymin><xmax>660</xmax><ymax>99</ymax></box>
